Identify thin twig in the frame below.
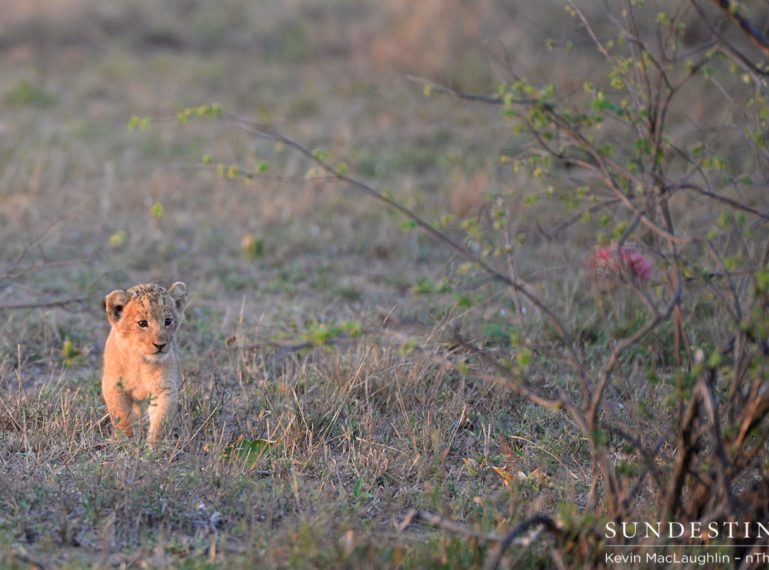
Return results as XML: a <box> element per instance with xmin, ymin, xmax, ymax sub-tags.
<box><xmin>397</xmin><ymin>509</ymin><xmax>502</xmax><ymax>542</ymax></box>
<box><xmin>0</xmin><ymin>295</ymin><xmax>90</xmax><ymax>311</ymax></box>
<box><xmin>484</xmin><ymin>514</ymin><xmax>560</xmax><ymax>570</ymax></box>
<box><xmin>218</xmin><ymin>111</ymin><xmax>590</xmax><ymax>389</ymax></box>
<box><xmin>711</xmin><ymin>0</ymin><xmax>769</xmax><ymax>57</ymax></box>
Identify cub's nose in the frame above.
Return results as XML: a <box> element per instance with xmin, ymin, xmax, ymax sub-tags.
<box><xmin>153</xmin><ymin>342</ymin><xmax>167</xmax><ymax>352</ymax></box>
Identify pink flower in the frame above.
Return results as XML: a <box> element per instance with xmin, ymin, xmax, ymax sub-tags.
<box><xmin>620</xmin><ymin>247</ymin><xmax>653</xmax><ymax>283</ymax></box>
<box><xmin>589</xmin><ymin>243</ymin><xmax>653</xmax><ymax>285</ymax></box>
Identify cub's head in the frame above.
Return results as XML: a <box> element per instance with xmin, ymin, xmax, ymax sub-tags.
<box><xmin>104</xmin><ymin>282</ymin><xmax>187</xmax><ymax>362</ymax></box>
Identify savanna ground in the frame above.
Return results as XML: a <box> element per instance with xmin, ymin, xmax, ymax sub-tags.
<box><xmin>2</xmin><ymin>1</ymin><xmax>767</xmax><ymax>568</ymax></box>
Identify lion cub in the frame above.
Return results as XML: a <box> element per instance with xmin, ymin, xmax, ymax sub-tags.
<box><xmin>102</xmin><ymin>282</ymin><xmax>187</xmax><ymax>449</ymax></box>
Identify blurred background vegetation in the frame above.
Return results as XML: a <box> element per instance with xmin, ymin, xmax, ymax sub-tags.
<box><xmin>3</xmin><ymin>1</ymin><xmax>769</xmax><ymax>568</ymax></box>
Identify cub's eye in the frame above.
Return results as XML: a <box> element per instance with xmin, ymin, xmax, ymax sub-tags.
<box><xmin>138</xmin><ymin>320</ymin><xmax>148</xmax><ymax>328</ymax></box>
<box><xmin>164</xmin><ymin>318</ymin><xmax>173</xmax><ymax>327</ymax></box>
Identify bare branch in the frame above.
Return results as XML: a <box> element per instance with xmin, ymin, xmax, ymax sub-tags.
<box><xmin>218</xmin><ymin>111</ymin><xmax>591</xmax><ymax>388</ymax></box>
<box><xmin>396</xmin><ymin>509</ymin><xmax>502</xmax><ymax>542</ymax></box>
<box><xmin>484</xmin><ymin>514</ymin><xmax>561</xmax><ymax>570</ymax></box>
<box><xmin>672</xmin><ymin>182</ymin><xmax>769</xmax><ymax>221</ymax></box>
<box><xmin>711</xmin><ymin>0</ymin><xmax>769</xmax><ymax>57</ymax></box>
<box><xmin>0</xmin><ymin>295</ymin><xmax>90</xmax><ymax>312</ymax></box>
<box><xmin>691</xmin><ymin>0</ymin><xmax>769</xmax><ymax>77</ymax></box>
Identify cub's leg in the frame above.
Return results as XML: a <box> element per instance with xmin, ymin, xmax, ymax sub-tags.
<box><xmin>102</xmin><ymin>380</ymin><xmax>136</xmax><ymax>438</ymax></box>
<box><xmin>147</xmin><ymin>389</ymin><xmax>179</xmax><ymax>449</ymax></box>
<box><xmin>131</xmin><ymin>402</ymin><xmax>144</xmax><ymax>436</ymax></box>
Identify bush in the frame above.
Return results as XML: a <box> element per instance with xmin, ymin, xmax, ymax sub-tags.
<box><xmin>159</xmin><ymin>0</ymin><xmax>769</xmax><ymax>565</ymax></box>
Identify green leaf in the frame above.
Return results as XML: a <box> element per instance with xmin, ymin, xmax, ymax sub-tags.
<box><xmin>592</xmin><ymin>96</ymin><xmax>623</xmax><ymax>115</ymax></box>
<box><xmin>456</xmin><ymin>294</ymin><xmax>472</xmax><ymax>309</ymax></box>
<box><xmin>340</xmin><ymin>320</ymin><xmax>363</xmax><ymax>337</ymax></box>
<box><xmin>150</xmin><ymin>202</ymin><xmax>165</xmax><ymax>221</ymax></box>
<box><xmin>128</xmin><ymin>116</ymin><xmax>152</xmax><ymax>130</ymax></box>
<box><xmin>109</xmin><ymin>230</ymin><xmax>127</xmax><ymax>248</ymax></box>
<box><xmin>412</xmin><ymin>278</ymin><xmax>435</xmax><ymax>295</ymax></box>
<box><xmin>702</xmin><ymin>156</ymin><xmax>726</xmax><ymax>170</ymax></box>
<box><xmin>241</xmin><ymin>234</ymin><xmax>264</xmax><ymax>259</ymax></box>
<box><xmin>756</xmin><ymin>269</ymin><xmax>769</xmax><ymax>293</ymax></box>
<box><xmin>223</xmin><ymin>437</ymin><xmax>276</xmax><ymax>469</ymax></box>
<box><xmin>523</xmin><ymin>194</ymin><xmax>540</xmax><ymax>206</ymax></box>
<box><xmin>62</xmin><ymin>339</ymin><xmax>81</xmax><ymax>367</ymax></box>
<box><xmin>302</xmin><ymin>322</ymin><xmax>343</xmax><ymax>345</ymax></box>
<box><xmin>516</xmin><ymin>348</ymin><xmax>533</xmax><ymax>369</ymax></box>
<box><xmin>398</xmin><ymin>338</ymin><xmax>418</xmax><ymax>356</ymax></box>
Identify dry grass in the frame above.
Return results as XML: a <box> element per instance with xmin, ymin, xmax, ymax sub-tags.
<box><xmin>0</xmin><ymin>2</ymin><xmax>584</xmax><ymax>567</ymax></box>
<box><xmin>1</xmin><ymin>0</ymin><xmax>761</xmax><ymax>568</ymax></box>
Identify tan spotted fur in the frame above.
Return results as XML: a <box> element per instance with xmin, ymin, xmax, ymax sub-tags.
<box><xmin>102</xmin><ymin>282</ymin><xmax>187</xmax><ymax>449</ymax></box>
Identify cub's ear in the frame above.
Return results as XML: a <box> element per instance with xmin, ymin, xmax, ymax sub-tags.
<box><xmin>168</xmin><ymin>281</ymin><xmax>187</xmax><ymax>311</ymax></box>
<box><xmin>104</xmin><ymin>290</ymin><xmax>130</xmax><ymax>325</ymax></box>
